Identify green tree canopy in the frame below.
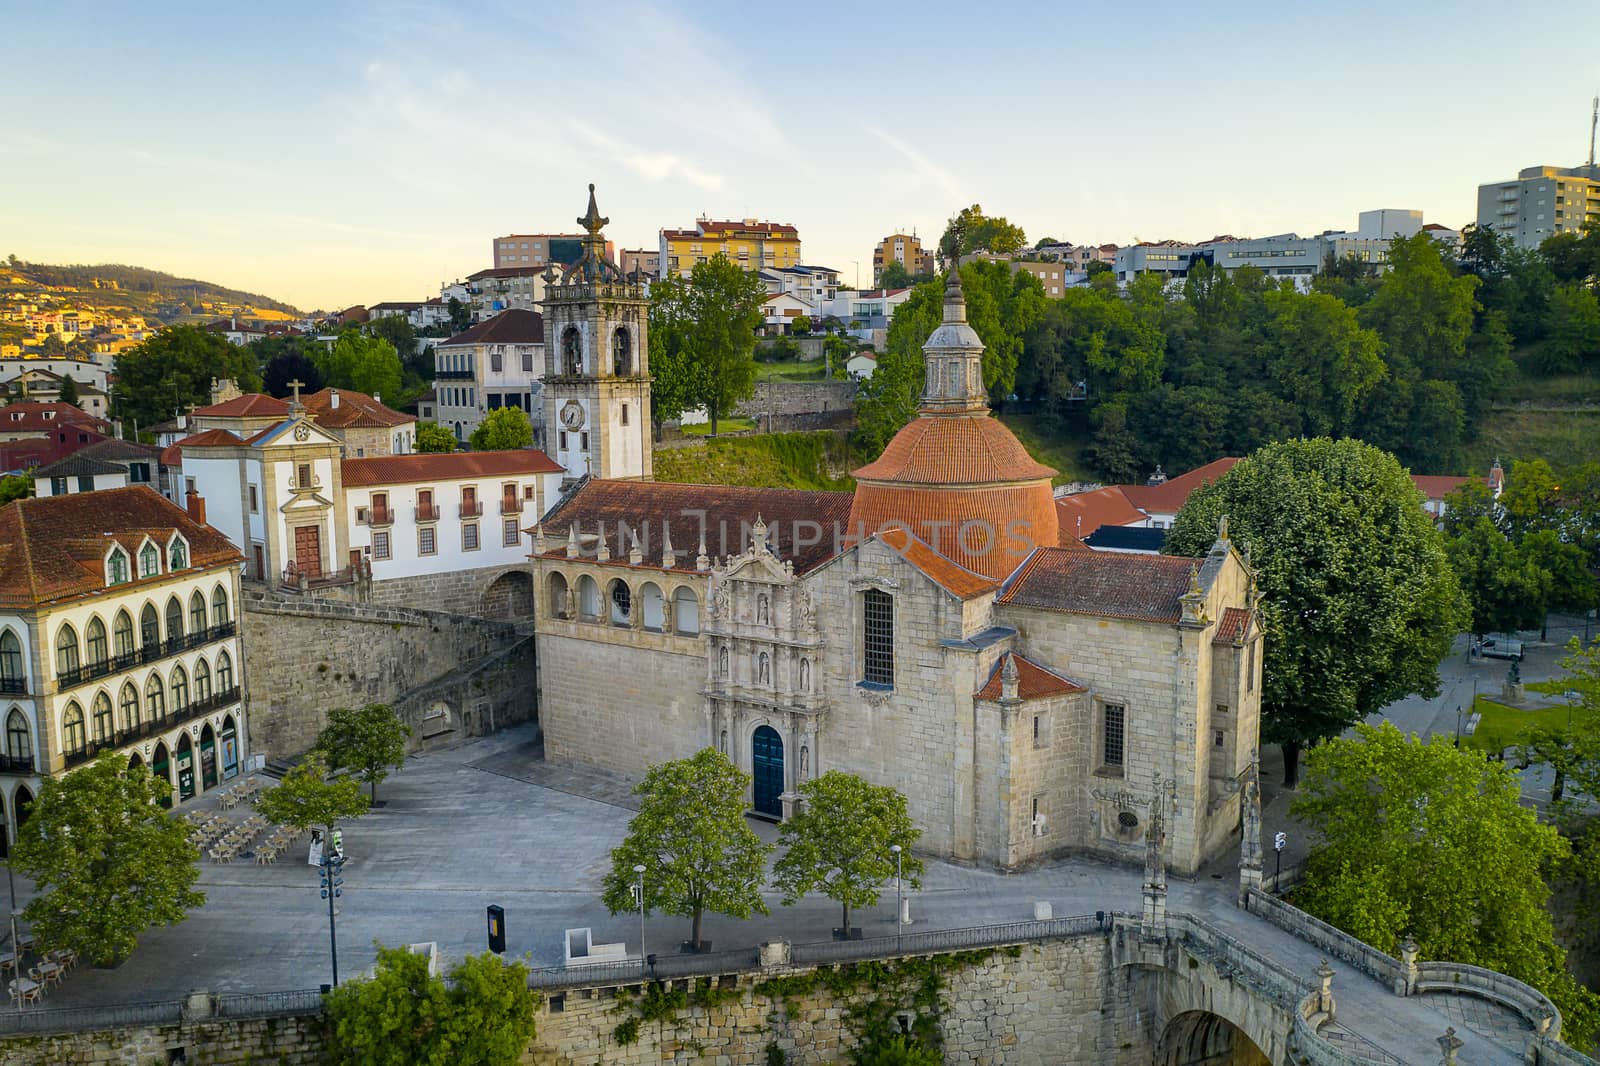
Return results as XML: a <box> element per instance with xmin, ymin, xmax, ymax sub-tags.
<box><xmin>13</xmin><ymin>751</ymin><xmax>204</xmax><ymax>966</ymax></box>
<box><xmin>324</xmin><ymin>945</ymin><xmax>538</xmax><ymax>1066</ymax></box>
<box><xmin>469</xmin><ymin>406</ymin><xmax>533</xmax><ymax>451</ymax></box>
<box><xmin>258</xmin><ymin>341</ymin><xmax>326</xmax><ymax>398</ymax></box>
<box><xmin>318</xmin><ymin>330</ymin><xmax>403</xmax><ymax>404</ymax></box>
<box><xmin>1165</xmin><ymin>438</ymin><xmax>1469</xmax><ymax>785</ymax></box>
<box><xmin>257</xmin><ymin>751</ymin><xmax>371</xmax><ymax>835</ymax></box>
<box><xmin>0</xmin><ymin>474</ymin><xmax>34</xmax><ymax>507</ymax></box>
<box><xmin>647</xmin><ymin>271</ymin><xmax>696</xmax><ymax>428</ymax></box>
<box><xmin>938</xmin><ymin>204</ymin><xmax>1027</xmax><ymax>263</ymax></box>
<box><xmin>1446</xmin><ymin>517</ymin><xmax>1552</xmax><ymax>637</ymax></box>
<box><xmin>600</xmin><ymin>748</ymin><xmax>771</xmax><ymax>951</ymax></box>
<box><xmin>1293</xmin><ymin>722</ymin><xmax>1598</xmax><ymax>1051</ymax></box>
<box><xmin>772</xmin><ymin>771</ymin><xmax>924</xmax><ymax>932</ymax></box>
<box><xmin>317</xmin><ymin>703</ymin><xmax>411</xmax><ymax>803</ymax></box>
<box><xmin>415</xmin><ymin>422</ymin><xmax>458</xmax><ymax>453</ymax></box>
<box><xmin>446</xmin><ymin>297</ymin><xmax>473</xmax><ymax>333</ymax></box>
<box><xmin>56</xmin><ymin>374</ymin><xmax>79</xmax><ymax>405</ymax></box>
<box><xmin>876</xmin><ymin>261</ymin><xmax>915</xmax><ymax>289</ymax></box>
<box><xmin>681</xmin><ymin>254</ymin><xmax>765</xmax><ymax>435</ymax></box>
<box><xmin>113</xmin><ymin>325</ymin><xmax>263</xmax><ymax>430</ymax></box>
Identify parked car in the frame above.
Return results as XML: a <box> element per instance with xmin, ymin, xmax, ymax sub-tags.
<box><xmin>1477</xmin><ymin>636</ymin><xmax>1524</xmax><ymax>661</ymax></box>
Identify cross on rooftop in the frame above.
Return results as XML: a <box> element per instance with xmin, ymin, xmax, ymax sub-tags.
<box><xmin>286</xmin><ymin>379</ymin><xmax>304</xmax><ymax>404</ymax></box>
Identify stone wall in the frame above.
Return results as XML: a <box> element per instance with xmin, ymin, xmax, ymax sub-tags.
<box><xmin>241</xmin><ymin>590</ymin><xmax>528</xmax><ymax>757</ymax></box>
<box><xmin>530</xmin><ymin>936</ymin><xmax>1151</xmax><ymax>1065</ymax></box>
<box><xmin>1</xmin><ymin>1014</ymin><xmax>323</xmax><ymax>1066</ymax></box>
<box><xmin>311</xmin><ymin>564</ymin><xmax>537</xmax><ymax>620</ymax></box>
<box><xmin>735</xmin><ymin>381</ymin><xmax>856</xmax><ymax>432</ymax></box>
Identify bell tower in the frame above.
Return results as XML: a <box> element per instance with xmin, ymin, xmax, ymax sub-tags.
<box><xmin>541</xmin><ymin>184</ymin><xmax>653</xmax><ymax>482</ymax></box>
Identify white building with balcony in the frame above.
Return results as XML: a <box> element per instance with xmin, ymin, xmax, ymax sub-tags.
<box><xmin>0</xmin><ymin>487</ymin><xmax>248</xmax><ymax>849</ymax></box>
<box><xmin>431</xmin><ymin>309</ymin><xmax>546</xmax><ymax>445</ymax></box>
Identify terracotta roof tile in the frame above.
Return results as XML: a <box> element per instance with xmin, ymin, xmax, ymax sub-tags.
<box><xmin>1411</xmin><ymin>475</ymin><xmax>1471</xmax><ymax>500</ymax></box>
<box><xmin>1054</xmin><ymin>487</ymin><xmax>1147</xmax><ymax>540</ymax></box>
<box><xmin>853</xmin><ymin>415</ymin><xmax>1055</xmax><ymax>484</ymax></box>
<box><xmin>174</xmin><ymin>429</ymin><xmax>245</xmax><ymax>449</ymax></box>
<box><xmin>847</xmin><ymin>483</ymin><xmax>1059</xmax><ymax>581</ymax></box>
<box><xmin>342</xmin><ymin>450</ymin><xmax>562</xmax><ymax>487</ymax></box>
<box><xmin>537</xmin><ymin>479</ymin><xmax>853</xmax><ymax>575</ymax></box>
<box><xmin>437</xmin><ymin>308</ymin><xmax>544</xmax><ymax>347</ymax></box>
<box><xmin>0</xmin><ymin>486</ymin><xmax>242</xmax><ymax>608</ymax></box>
<box><xmin>975</xmin><ymin>652</ymin><xmax>1085</xmax><ymax>701</ymax></box>
<box><xmin>191</xmin><ymin>394</ymin><xmax>290</xmax><ymax>419</ymax></box>
<box><xmin>1213</xmin><ymin>606</ymin><xmax>1253</xmax><ymax>645</ymax></box>
<box><xmin>875</xmin><ymin>527</ymin><xmax>998</xmax><ymax>600</ymax></box>
<box><xmin>302</xmin><ymin>388</ymin><xmax>412</xmax><ymax>429</ymax></box>
<box><xmin>999</xmin><ymin>547</ymin><xmax>1199</xmax><ymax>623</ymax></box>
<box><xmin>1119</xmin><ymin>458</ymin><xmax>1240</xmax><ymax>515</ymax></box>
<box><xmin>0</xmin><ymin>402</ymin><xmax>111</xmax><ymax>435</ymax></box>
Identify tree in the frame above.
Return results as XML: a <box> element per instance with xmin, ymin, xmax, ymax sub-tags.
<box><xmin>1446</xmin><ymin>517</ymin><xmax>1551</xmax><ymax>637</ymax></box>
<box><xmin>257</xmin><ymin>751</ymin><xmax>371</xmax><ymax>836</ymax></box>
<box><xmin>56</xmin><ymin>374</ymin><xmax>79</xmax><ymax>406</ymax></box>
<box><xmin>938</xmin><ymin>204</ymin><xmax>1026</xmax><ymax>264</ymax></box>
<box><xmin>1292</xmin><ymin>722</ymin><xmax>1598</xmax><ymax>1052</ymax></box>
<box><xmin>876</xmin><ymin>261</ymin><xmax>914</xmax><ymax>290</ymax></box>
<box><xmin>855</xmin><ymin>1034</ymin><xmax>942</xmax><ymax>1066</ymax></box>
<box><xmin>1529</xmin><ymin>638</ymin><xmax>1600</xmax><ymax>809</ymax></box>
<box><xmin>39</xmin><ymin>332</ymin><xmax>66</xmax><ymax>356</ymax></box>
<box><xmin>324</xmin><ymin>944</ymin><xmax>538</xmax><ymax>1066</ymax></box>
<box><xmin>772</xmin><ymin>771</ymin><xmax>923</xmax><ymax>933</ymax></box>
<box><xmin>600</xmin><ymin>748</ymin><xmax>771</xmax><ymax>951</ymax></box>
<box><xmin>1537</xmin><ymin>284</ymin><xmax>1600</xmax><ymax>374</ymax></box>
<box><xmin>415</xmin><ymin>422</ymin><xmax>458</xmax><ymax>453</ymax></box>
<box><xmin>469</xmin><ymin>406</ymin><xmax>533</xmax><ymax>451</ymax></box>
<box><xmin>686</xmin><ymin>254</ymin><xmax>765</xmax><ymax>435</ymax></box>
<box><xmin>367</xmin><ymin>315</ymin><xmax>418</xmax><ymax>363</ymax></box>
<box><xmin>446</xmin><ymin>297</ymin><xmax>473</xmax><ymax>334</ymax></box>
<box><xmin>113</xmin><ymin>325</ymin><xmax>263</xmax><ymax>430</ymax></box>
<box><xmin>318</xmin><ymin>330</ymin><xmax>403</xmax><ymax>403</ymax></box>
<box><xmin>0</xmin><ymin>474</ymin><xmax>33</xmax><ymax>507</ymax></box>
<box><xmin>647</xmin><ymin>271</ymin><xmax>696</xmax><ymax>431</ymax></box>
<box><xmin>791</xmin><ymin>314</ymin><xmax>812</xmax><ymax>335</ymax></box>
<box><xmin>317</xmin><ymin>703</ymin><xmax>411</xmax><ymax>803</ymax></box>
<box><xmin>1165</xmin><ymin>438</ymin><xmax>1469</xmax><ymax>786</ymax></box>
<box><xmin>260</xmin><ymin>344</ymin><xmax>325</xmax><ymax>398</ymax></box>
<box><xmin>12</xmin><ymin>751</ymin><xmax>204</xmax><ymax>966</ymax></box>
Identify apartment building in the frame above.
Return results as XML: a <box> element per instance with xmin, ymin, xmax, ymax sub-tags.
<box><xmin>659</xmin><ymin>219</ymin><xmax>801</xmax><ymax>279</ymax></box>
<box><xmin>620</xmin><ymin>249</ymin><xmax>660</xmax><ymax>277</ymax></box>
<box><xmin>430</xmin><ymin>309</ymin><xmax>546</xmax><ymax>444</ymax></box>
<box><xmin>1476</xmin><ymin>165</ymin><xmax>1600</xmax><ymax>249</ymax></box>
<box><xmin>492</xmin><ymin>233</ymin><xmax>614</xmax><ymax>269</ymax></box>
<box><xmin>871</xmin><ymin>233</ymin><xmax>935</xmax><ymax>281</ymax></box>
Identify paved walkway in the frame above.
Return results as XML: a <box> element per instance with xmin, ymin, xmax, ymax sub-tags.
<box><xmin>0</xmin><ymin>725</ymin><xmax>1557</xmax><ymax>1062</ymax></box>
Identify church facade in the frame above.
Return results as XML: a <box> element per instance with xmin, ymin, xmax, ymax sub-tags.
<box><xmin>528</xmin><ymin>189</ymin><xmax>1261</xmax><ymax>875</ymax></box>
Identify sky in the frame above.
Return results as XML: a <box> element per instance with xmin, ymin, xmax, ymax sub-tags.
<box><xmin>3</xmin><ymin>1</ymin><xmax>1598</xmax><ymax>311</ymax></box>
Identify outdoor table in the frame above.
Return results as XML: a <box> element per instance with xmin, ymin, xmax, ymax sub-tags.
<box><xmin>16</xmin><ymin>934</ymin><xmax>34</xmax><ymax>952</ymax></box>
<box><xmin>0</xmin><ymin>952</ymin><xmax>14</xmax><ymax>973</ymax></box>
<box><xmin>35</xmin><ymin>961</ymin><xmax>61</xmax><ymax>985</ymax></box>
<box><xmin>9</xmin><ymin>977</ymin><xmax>39</xmax><ymax>1004</ymax></box>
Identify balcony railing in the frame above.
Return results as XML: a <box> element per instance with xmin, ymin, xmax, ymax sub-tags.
<box><xmin>56</xmin><ymin>625</ymin><xmax>238</xmax><ymax>692</ymax></box>
<box><xmin>0</xmin><ymin>753</ymin><xmax>35</xmax><ymax>774</ymax></box>
<box><xmin>281</xmin><ymin>566</ymin><xmax>359</xmax><ymax>591</ymax></box>
<box><xmin>358</xmin><ymin>508</ymin><xmax>395</xmax><ymax>527</ymax></box>
<box><xmin>500</xmin><ymin>498</ymin><xmax>523</xmax><ymax>515</ymax></box>
<box><xmin>62</xmin><ymin>686</ymin><xmax>240</xmax><ymax>769</ymax></box>
<box><xmin>459</xmin><ymin>501</ymin><xmax>483</xmax><ymax>518</ymax></box>
<box><xmin>416</xmin><ymin>505</ymin><xmax>440</xmax><ymax>522</ymax></box>
<box><xmin>435</xmin><ymin>369</ymin><xmax>474</xmax><ymax>381</ymax></box>
<box><xmin>0</xmin><ymin>678</ymin><xmax>25</xmax><ymax>696</ymax></box>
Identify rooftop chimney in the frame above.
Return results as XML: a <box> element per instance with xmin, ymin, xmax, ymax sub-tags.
<box><xmin>330</xmin><ymin>389</ymin><xmax>340</xmax><ymax>409</ymax></box>
<box><xmin>185</xmin><ymin>488</ymin><xmax>207</xmax><ymax>525</ymax></box>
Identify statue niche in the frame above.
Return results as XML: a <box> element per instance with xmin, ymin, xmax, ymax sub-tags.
<box><xmin>562</xmin><ymin>327</ymin><xmax>583</xmax><ymax>376</ymax></box>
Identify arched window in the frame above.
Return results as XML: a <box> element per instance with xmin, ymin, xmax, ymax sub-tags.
<box><xmin>113</xmin><ymin>610</ymin><xmax>134</xmax><ymax>660</ymax></box>
<box><xmin>211</xmin><ymin>585</ymin><xmax>230</xmax><ymax>629</ymax></box>
<box><xmin>62</xmin><ymin>702</ymin><xmax>86</xmax><ymax>755</ymax></box>
<box><xmin>640</xmin><ymin>583</ymin><xmax>665</xmax><ymax>631</ymax></box>
<box><xmin>139</xmin><ymin>542</ymin><xmax>159</xmax><ymax>578</ymax></box>
<box><xmin>6</xmin><ymin>708</ymin><xmax>30</xmax><ymax>762</ymax></box>
<box><xmin>194</xmin><ymin>658</ymin><xmax>212</xmax><ymax>702</ymax></box>
<box><xmin>165</xmin><ymin>596</ymin><xmax>184</xmax><ymax>644</ymax></box>
<box><xmin>146</xmin><ymin>674</ymin><xmax>166</xmax><ymax>723</ymax></box>
<box><xmin>86</xmin><ymin>617</ymin><xmax>108</xmax><ymax>668</ymax></box>
<box><xmin>608</xmin><ymin>579</ymin><xmax>631</xmax><ymax>626</ymax></box>
<box><xmin>672</xmin><ymin>588</ymin><xmax>700</xmax><ymax>636</ymax></box>
<box><xmin>55</xmin><ymin>625</ymin><xmax>80</xmax><ymax>677</ymax></box>
<box><xmin>169</xmin><ymin>539</ymin><xmax>188</xmax><ymax>570</ymax></box>
<box><xmin>0</xmin><ymin>630</ymin><xmax>21</xmax><ymax>688</ymax></box>
<box><xmin>562</xmin><ymin>327</ymin><xmax>583</xmax><ymax>376</ymax></box>
<box><xmin>216</xmin><ymin>650</ymin><xmax>234</xmax><ymax>692</ymax></box>
<box><xmin>612</xmin><ymin>327</ymin><xmax>631</xmax><ymax>376</ymax></box>
<box><xmin>170</xmin><ymin>665</ymin><xmax>189</xmax><ymax>712</ymax></box>
<box><xmin>577</xmin><ymin>575</ymin><xmax>600</xmax><ymax>621</ymax></box>
<box><xmin>189</xmin><ymin>592</ymin><xmax>206</xmax><ymax>635</ymax></box>
<box><xmin>107</xmin><ymin>548</ymin><xmax>129</xmax><ymax>585</ymax></box>
<box><xmin>140</xmin><ymin>604</ymin><xmax>160</xmax><ymax>657</ymax></box>
<box><xmin>91</xmin><ymin>692</ymin><xmax>113</xmax><ymax>743</ymax></box>
<box><xmin>548</xmin><ymin>572</ymin><xmax>571</xmax><ymax>619</ymax></box>
<box><xmin>120</xmin><ymin>681</ymin><xmax>140</xmax><ymax>732</ymax></box>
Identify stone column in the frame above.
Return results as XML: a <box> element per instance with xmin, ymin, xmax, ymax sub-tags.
<box><xmin>1397</xmin><ymin>935</ymin><xmax>1420</xmax><ymax>997</ymax></box>
<box><xmin>1140</xmin><ymin>774</ymin><xmax>1169</xmax><ymax>938</ymax></box>
<box><xmin>1315</xmin><ymin>959</ymin><xmax>1336</xmax><ymax>1021</ymax></box>
<box><xmin>1436</xmin><ymin>1027</ymin><xmax>1462</xmax><ymax>1065</ymax></box>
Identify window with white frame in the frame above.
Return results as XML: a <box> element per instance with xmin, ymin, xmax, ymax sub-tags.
<box><xmin>419</xmin><ymin>527</ymin><xmax>436</xmax><ymax>556</ymax></box>
<box><xmin>463</xmin><ymin>523</ymin><xmax>479</xmax><ymax>551</ymax></box>
<box><xmin>503</xmin><ymin>518</ymin><xmax>519</xmax><ymax>547</ymax></box>
<box><xmin>372</xmin><ymin>531</ymin><xmax>391</xmax><ymax>560</ymax></box>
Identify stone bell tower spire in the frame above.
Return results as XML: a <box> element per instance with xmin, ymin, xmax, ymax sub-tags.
<box><xmin>919</xmin><ymin>266</ymin><xmax>988</xmax><ymax>414</ymax></box>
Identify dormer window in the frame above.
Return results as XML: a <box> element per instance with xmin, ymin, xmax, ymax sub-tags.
<box><xmin>139</xmin><ymin>542</ymin><xmax>159</xmax><ymax>578</ymax></box>
<box><xmin>169</xmin><ymin>538</ymin><xmax>189</xmax><ymax>570</ymax></box>
<box><xmin>107</xmin><ymin>549</ymin><xmax>130</xmax><ymax>585</ymax></box>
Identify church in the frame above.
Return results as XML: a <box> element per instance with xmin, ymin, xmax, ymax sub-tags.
<box><xmin>529</xmin><ymin>188</ymin><xmax>1261</xmax><ymax>875</ymax></box>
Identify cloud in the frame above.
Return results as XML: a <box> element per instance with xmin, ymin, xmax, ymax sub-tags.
<box><xmin>568</xmin><ymin>121</ymin><xmax>723</xmax><ymax>191</ymax></box>
<box><xmin>864</xmin><ymin>125</ymin><xmax>962</xmax><ymax>199</ymax></box>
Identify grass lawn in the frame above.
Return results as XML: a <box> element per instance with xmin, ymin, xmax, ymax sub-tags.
<box><xmin>1461</xmin><ymin>694</ymin><xmax>1597</xmax><ymax>754</ymax></box>
<box><xmin>755</xmin><ymin>360</ymin><xmax>829</xmax><ymax>382</ymax></box>
<box><xmin>654</xmin><ymin>429</ymin><xmax>863</xmax><ymax>490</ymax></box>
<box><xmin>680</xmin><ymin>417</ymin><xmax>758</xmax><ymax>436</ymax></box>
<box><xmin>1501</xmin><ymin>369</ymin><xmax>1600</xmax><ymax>407</ymax></box>
<box><xmin>998</xmin><ymin>412</ymin><xmax>1094</xmax><ymax>484</ymax></box>
<box><xmin>1463</xmin><ymin>408</ymin><xmax>1600</xmax><ymax>472</ymax></box>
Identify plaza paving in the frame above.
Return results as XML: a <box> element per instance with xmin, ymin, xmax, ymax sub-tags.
<box><xmin>0</xmin><ymin>721</ymin><xmax>1540</xmax><ymax>1063</ymax></box>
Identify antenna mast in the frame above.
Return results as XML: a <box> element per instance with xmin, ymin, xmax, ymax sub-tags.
<box><xmin>1590</xmin><ymin>94</ymin><xmax>1598</xmax><ymax>167</ymax></box>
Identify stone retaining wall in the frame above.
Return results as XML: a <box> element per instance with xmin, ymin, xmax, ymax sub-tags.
<box><xmin>1245</xmin><ymin>889</ymin><xmax>1401</xmax><ymax>986</ymax></box>
<box><xmin>1</xmin><ymin>1015</ymin><xmax>323</xmax><ymax>1066</ymax></box>
<box><xmin>734</xmin><ymin>381</ymin><xmax>856</xmax><ymax>432</ymax></box>
<box><xmin>309</xmin><ymin>564</ymin><xmax>536</xmax><ymax>620</ymax></box>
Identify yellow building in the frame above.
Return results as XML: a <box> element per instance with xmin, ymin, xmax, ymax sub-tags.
<box><xmin>658</xmin><ymin>218</ymin><xmax>801</xmax><ymax>278</ymax></box>
<box><xmin>872</xmin><ymin>233</ymin><xmax>935</xmax><ymax>281</ymax></box>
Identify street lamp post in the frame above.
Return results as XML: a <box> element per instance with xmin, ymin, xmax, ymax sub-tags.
<box><xmin>890</xmin><ymin>844</ymin><xmax>903</xmax><ymax>950</ymax></box>
<box><xmin>633</xmin><ymin>864</ymin><xmax>647</xmax><ymax>975</ymax></box>
<box><xmin>1454</xmin><ymin>705</ymin><xmax>1463</xmax><ymax>748</ymax></box>
<box><xmin>319</xmin><ymin>850</ymin><xmax>345</xmax><ymax>987</ymax></box>
<box><xmin>1273</xmin><ymin>832</ymin><xmax>1287</xmax><ymax>892</ymax></box>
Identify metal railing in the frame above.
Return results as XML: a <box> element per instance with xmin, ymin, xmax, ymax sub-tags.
<box><xmin>0</xmin><ymin>678</ymin><xmax>26</xmax><ymax>696</ymax></box>
<box><xmin>0</xmin><ymin>753</ymin><xmax>34</xmax><ymax>774</ymax></box>
<box><xmin>0</xmin><ymin>998</ymin><xmax>183</xmax><ymax>1035</ymax></box>
<box><xmin>416</xmin><ymin>505</ymin><xmax>440</xmax><ymax>522</ymax></box>
<box><xmin>214</xmin><ymin>989</ymin><xmax>325</xmax><ymax>1019</ymax></box>
<box><xmin>56</xmin><ymin>627</ymin><xmax>237</xmax><ymax>693</ymax></box>
<box><xmin>459</xmin><ymin>501</ymin><xmax>483</xmax><ymax>518</ymax></box>
<box><xmin>62</xmin><ymin>687</ymin><xmax>240</xmax><ymax>768</ymax></box>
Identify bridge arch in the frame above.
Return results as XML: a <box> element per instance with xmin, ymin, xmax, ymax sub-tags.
<box><xmin>1157</xmin><ymin>1010</ymin><xmax>1270</xmax><ymax>1066</ymax></box>
<box><xmin>479</xmin><ymin>570</ymin><xmax>535</xmax><ymax>620</ymax></box>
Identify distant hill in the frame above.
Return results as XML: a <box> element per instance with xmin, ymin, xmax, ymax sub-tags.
<box><xmin>3</xmin><ymin>257</ymin><xmax>301</xmax><ymax>321</ymax></box>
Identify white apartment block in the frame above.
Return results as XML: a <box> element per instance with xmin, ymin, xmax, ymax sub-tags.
<box><xmin>1476</xmin><ymin>165</ymin><xmax>1600</xmax><ymax>249</ymax></box>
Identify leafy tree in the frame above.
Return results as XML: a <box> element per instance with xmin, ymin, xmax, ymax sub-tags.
<box><xmin>319</xmin><ymin>330</ymin><xmax>403</xmax><ymax>404</ymax></box>
<box><xmin>1500</xmin><ymin>458</ymin><xmax>1563</xmax><ymax>537</ymax></box>
<box><xmin>938</xmin><ymin>204</ymin><xmax>1026</xmax><ymax>263</ymax></box>
<box><xmin>1165</xmin><ymin>438</ymin><xmax>1469</xmax><ymax>785</ymax></box>
<box><xmin>772</xmin><ymin>771</ymin><xmax>923</xmax><ymax>932</ymax></box>
<box><xmin>685</xmin><ymin>254</ymin><xmax>765</xmax><ymax>435</ymax></box>
<box><xmin>113</xmin><ymin>325</ymin><xmax>263</xmax><ymax>430</ymax></box>
<box><xmin>1529</xmin><ymin>638</ymin><xmax>1600</xmax><ymax>808</ymax></box>
<box><xmin>1293</xmin><ymin>722</ymin><xmax>1598</xmax><ymax>1052</ymax></box>
<box><xmin>367</xmin><ymin>315</ymin><xmax>418</xmax><ymax>363</ymax></box>
<box><xmin>56</xmin><ymin>374</ymin><xmax>79</xmax><ymax>406</ymax></box>
<box><xmin>446</xmin><ymin>297</ymin><xmax>473</xmax><ymax>333</ymax></box>
<box><xmin>13</xmin><ymin>751</ymin><xmax>204</xmax><ymax>966</ymax></box>
<box><xmin>317</xmin><ymin>703</ymin><xmax>411</xmax><ymax>803</ymax></box>
<box><xmin>647</xmin><ymin>271</ymin><xmax>696</xmax><ymax>430</ymax></box>
<box><xmin>324</xmin><ymin>944</ymin><xmax>537</xmax><ymax>1066</ymax></box>
<box><xmin>39</xmin><ymin>332</ymin><xmax>66</xmax><ymax>356</ymax></box>
<box><xmin>876</xmin><ymin>261</ymin><xmax>915</xmax><ymax>290</ymax></box>
<box><xmin>260</xmin><ymin>344</ymin><xmax>325</xmax><ymax>399</ymax></box>
<box><xmin>1257</xmin><ymin>289</ymin><xmax>1384</xmax><ymax>437</ymax></box>
<box><xmin>0</xmin><ymin>474</ymin><xmax>34</xmax><ymax>507</ymax></box>
<box><xmin>1521</xmin><ymin>530</ymin><xmax>1598</xmax><ymax>614</ymax></box>
<box><xmin>791</xmin><ymin>314</ymin><xmax>811</xmax><ymax>335</ymax></box>
<box><xmin>1446</xmin><ymin>517</ymin><xmax>1551</xmax><ymax>637</ymax></box>
<box><xmin>1537</xmin><ymin>284</ymin><xmax>1600</xmax><ymax>374</ymax></box>
<box><xmin>415</xmin><ymin>422</ymin><xmax>457</xmax><ymax>453</ymax></box>
<box><xmin>257</xmin><ymin>751</ymin><xmax>371</xmax><ymax>837</ymax></box>
<box><xmin>600</xmin><ymin>748</ymin><xmax>771</xmax><ymax>951</ymax></box>
<box><xmin>469</xmin><ymin>406</ymin><xmax>533</xmax><ymax>451</ymax></box>
<box><xmin>1438</xmin><ymin>479</ymin><xmax>1498</xmax><ymax>538</ymax></box>
<box><xmin>854</xmin><ymin>1034</ymin><xmax>942</xmax><ymax>1066</ymax></box>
